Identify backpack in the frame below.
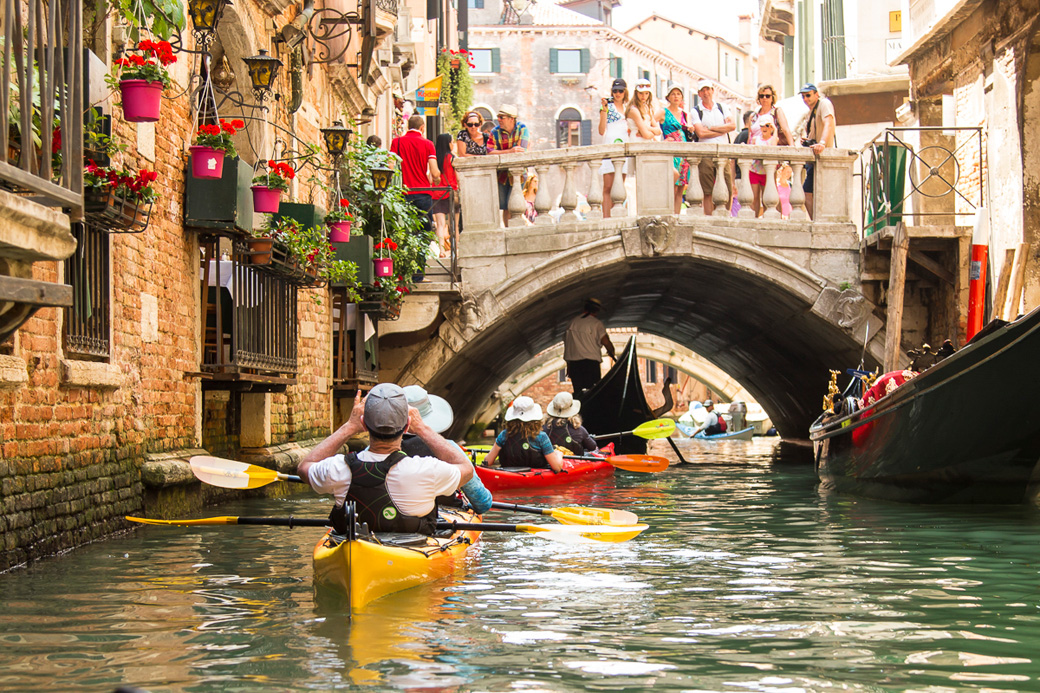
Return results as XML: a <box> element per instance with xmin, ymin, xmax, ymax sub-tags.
<box><xmin>696</xmin><ymin>102</ymin><xmax>731</xmax><ymax>143</ymax></box>
<box><xmin>717</xmin><ymin>415</ymin><xmax>728</xmax><ymax>433</ymax></box>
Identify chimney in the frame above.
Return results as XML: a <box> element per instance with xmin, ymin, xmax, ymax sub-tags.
<box><xmin>738</xmin><ymin>14</ymin><xmax>752</xmax><ymax>50</ymax></box>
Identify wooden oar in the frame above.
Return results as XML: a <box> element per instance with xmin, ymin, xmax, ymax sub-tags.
<box><xmin>190</xmin><ymin>456</ymin><xmax>636</xmax><ymax>523</ymax></box>
<box><xmin>125</xmin><ymin>516</ymin><xmax>648</xmax><ymax>543</ymax></box>
<box><xmin>594</xmin><ymin>418</ymin><xmax>676</xmax><ymax>440</ymax></box>
<box><xmin>563</xmin><ymin>453</ymin><xmax>669</xmax><ymax>473</ymax></box>
<box><xmin>490</xmin><ymin>501</ymin><xmax>639</xmax><ymax>527</ymax></box>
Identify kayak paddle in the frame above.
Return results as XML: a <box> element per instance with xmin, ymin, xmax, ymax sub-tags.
<box><xmin>594</xmin><ymin>419</ymin><xmax>676</xmax><ymax>440</ymax></box>
<box><xmin>563</xmin><ymin>453</ymin><xmax>670</xmax><ymax>473</ymax></box>
<box><xmin>490</xmin><ymin>501</ymin><xmax>639</xmax><ymax>527</ymax></box>
<box><xmin>125</xmin><ymin>516</ymin><xmax>648</xmax><ymax>543</ymax></box>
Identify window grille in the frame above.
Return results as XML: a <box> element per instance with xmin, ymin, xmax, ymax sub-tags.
<box><xmin>63</xmin><ymin>223</ymin><xmax>110</xmax><ymax>359</ymax></box>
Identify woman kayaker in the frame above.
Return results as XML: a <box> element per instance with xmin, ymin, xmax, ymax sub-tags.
<box><xmin>483</xmin><ymin>396</ymin><xmax>564</xmax><ymax>472</ymax></box>
<box><xmin>543</xmin><ymin>391</ymin><xmax>598</xmax><ymax>456</ymax></box>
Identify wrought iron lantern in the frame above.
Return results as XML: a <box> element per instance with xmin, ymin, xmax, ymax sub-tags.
<box><xmin>188</xmin><ymin>0</ymin><xmax>232</xmax><ymax>49</ymax></box>
<box><xmin>242</xmin><ymin>49</ymin><xmax>283</xmax><ymax>101</ymax></box>
<box><xmin>321</xmin><ymin>121</ymin><xmax>352</xmax><ymax>159</ymax></box>
<box><xmin>371</xmin><ymin>166</ymin><xmax>393</xmax><ymax>194</ymax></box>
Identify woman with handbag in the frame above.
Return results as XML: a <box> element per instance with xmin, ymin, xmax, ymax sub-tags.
<box><xmin>657</xmin><ymin>85</ymin><xmax>692</xmax><ymax>214</ymax></box>
<box><xmin>749</xmin><ymin>84</ymin><xmax>794</xmax><ymax>216</ymax></box>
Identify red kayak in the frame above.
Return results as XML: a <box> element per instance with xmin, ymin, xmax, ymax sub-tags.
<box><xmin>475</xmin><ymin>458</ymin><xmax>614</xmax><ymax>491</ymax></box>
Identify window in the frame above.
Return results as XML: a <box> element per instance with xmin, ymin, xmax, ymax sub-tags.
<box><xmin>735</xmin><ymin>58</ymin><xmax>740</xmax><ymax>82</ymax></box>
<box><xmin>557</xmin><ymin>368</ymin><xmax>567</xmax><ymax>383</ymax></box>
<box><xmin>467</xmin><ymin>0</ymin><xmax>483</xmax><ymax>7</ymax></box>
<box><xmin>474</xmin><ymin>106</ymin><xmax>493</xmax><ymax>122</ymax></box>
<box><xmin>645</xmin><ymin>360</ymin><xmax>657</xmax><ymax>384</ymax></box>
<box><xmin>556</xmin><ymin>107</ymin><xmax>587</xmax><ymax>147</ymax></box>
<box><xmin>609</xmin><ymin>54</ymin><xmax>623</xmax><ymax>79</ymax></box>
<box><xmin>550</xmin><ymin>48</ymin><xmax>590</xmax><ymax>74</ymax></box>
<box><xmin>724</xmin><ymin>52</ymin><xmax>729</xmax><ymax>77</ymax></box>
<box><xmin>64</xmin><ymin>223</ymin><xmax>111</xmax><ymax>360</ymax></box>
<box><xmin>470</xmin><ymin>48</ymin><xmax>499</xmax><ymax>73</ymax></box>
<box><xmin>666</xmin><ymin>366</ymin><xmax>678</xmax><ymax>383</ymax></box>
<box><xmin>657</xmin><ymin>77</ymin><xmax>667</xmax><ymax>99</ymax></box>
<box><xmin>639</xmin><ymin>67</ymin><xmax>650</xmax><ymax>81</ymax></box>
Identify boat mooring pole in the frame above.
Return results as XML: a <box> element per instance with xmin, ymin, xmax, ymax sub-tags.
<box><xmin>884</xmin><ymin>222</ymin><xmax>909</xmax><ymax>372</ymax></box>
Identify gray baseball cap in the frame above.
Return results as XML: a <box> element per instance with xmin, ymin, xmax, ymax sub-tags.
<box><xmin>363</xmin><ymin>383</ymin><xmax>409</xmax><ymax>435</ymax></box>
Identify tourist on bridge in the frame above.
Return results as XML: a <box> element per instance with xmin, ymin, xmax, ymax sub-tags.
<box><xmin>750</xmin><ymin>84</ymin><xmax>794</xmax><ymax>148</ymax></box>
<box><xmin>483</xmin><ymin>396</ymin><xmax>564</xmax><ymax>472</ymax></box>
<box><xmin>688</xmin><ymin>399</ymin><xmax>726</xmax><ymax>437</ymax></box>
<box><xmin>432</xmin><ymin>133</ymin><xmax>458</xmax><ymax>258</ymax></box>
<box><xmin>563</xmin><ymin>298</ymin><xmax>617</xmax><ymax>396</ymax></box>
<box><xmin>799</xmin><ymin>83</ymin><xmax>836</xmax><ymax>219</ymax></box>
<box><xmin>543</xmin><ymin>391</ymin><xmax>599</xmax><ymax>456</ymax></box>
<box><xmin>692</xmin><ymin>80</ymin><xmax>737</xmax><ymax>216</ymax></box>
<box><xmin>488</xmin><ymin>104</ymin><xmax>530</xmax><ymax>227</ymax></box>
<box><xmin>598</xmin><ymin>78</ymin><xmax>630</xmax><ymax>218</ymax></box>
<box><xmin>749</xmin><ymin>115</ymin><xmax>779</xmax><ymax>217</ymax></box>
<box><xmin>390</xmin><ymin>114</ymin><xmax>441</xmax><ymax>239</ymax></box>
<box><xmin>297</xmin><ymin>384</ymin><xmax>477</xmax><ymax>535</ymax></box>
<box><xmin>627</xmin><ymin>78</ymin><xmax>661</xmax><ymax>143</ymax></box>
<box><xmin>656</xmin><ymin>84</ymin><xmax>693</xmax><ymax>214</ymax></box>
<box><xmin>456</xmin><ymin>110</ymin><xmax>490</xmax><ymax>158</ymax></box>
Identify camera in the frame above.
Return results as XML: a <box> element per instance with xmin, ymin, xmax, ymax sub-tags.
<box><xmin>801</xmin><ymin>138</ymin><xmax>817</xmax><ymax>147</ymax></box>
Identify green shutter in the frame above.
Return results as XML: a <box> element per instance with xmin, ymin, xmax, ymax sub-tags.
<box><xmin>549</xmin><ymin>48</ymin><xmax>559</xmax><ymax>74</ymax></box>
<box><xmin>491</xmin><ymin>47</ymin><xmax>501</xmax><ymax>73</ymax></box>
<box><xmin>580</xmin><ymin>48</ymin><xmax>590</xmax><ymax>73</ymax></box>
<box><xmin>617</xmin><ymin>57</ymin><xmax>623</xmax><ymax>80</ymax></box>
<box><xmin>609</xmin><ymin>53</ymin><xmax>617</xmax><ymax>78</ymax></box>
<box><xmin>580</xmin><ymin>120</ymin><xmax>592</xmax><ymax>146</ymax></box>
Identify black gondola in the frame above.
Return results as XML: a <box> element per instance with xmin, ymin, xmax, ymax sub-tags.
<box><xmin>580</xmin><ymin>336</ymin><xmax>655</xmax><ymax>455</ymax></box>
<box><xmin>810</xmin><ymin>305</ymin><xmax>1040</xmax><ymax>504</ymax></box>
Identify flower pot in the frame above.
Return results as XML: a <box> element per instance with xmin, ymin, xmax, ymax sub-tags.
<box><xmin>373</xmin><ymin>257</ymin><xmax>394</xmax><ymax>277</ymax></box>
<box><xmin>247</xmin><ymin>237</ymin><xmax>274</xmax><ymax>265</ymax></box>
<box><xmin>250</xmin><ymin>185</ymin><xmax>282</xmax><ymax>213</ymax></box>
<box><xmin>190</xmin><ymin>145</ymin><xmax>225</xmax><ymax>179</ymax></box>
<box><xmin>327</xmin><ymin>221</ymin><xmax>352</xmax><ymax>242</ymax></box>
<box><xmin>450</xmin><ymin>58</ymin><xmax>461</xmax><ymax>69</ymax></box>
<box><xmin>119</xmin><ymin>79</ymin><xmax>163</xmax><ymax>123</ymax></box>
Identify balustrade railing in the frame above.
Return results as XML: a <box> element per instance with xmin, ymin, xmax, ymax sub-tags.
<box><xmin>455</xmin><ymin>142</ymin><xmax>856</xmax><ymax>232</ymax></box>
<box><xmin>0</xmin><ymin>0</ymin><xmax>83</xmax><ymax>213</ymax></box>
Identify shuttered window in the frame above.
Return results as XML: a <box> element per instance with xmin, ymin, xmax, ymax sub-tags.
<box><xmin>550</xmin><ymin>48</ymin><xmax>590</xmax><ymax>74</ymax></box>
<box><xmin>609</xmin><ymin>54</ymin><xmax>623</xmax><ymax>79</ymax></box>
<box><xmin>470</xmin><ymin>48</ymin><xmax>499</xmax><ymax>73</ymax></box>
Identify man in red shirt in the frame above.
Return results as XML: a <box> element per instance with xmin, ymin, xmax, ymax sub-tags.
<box><xmin>390</xmin><ymin>115</ymin><xmax>441</xmax><ymax>238</ymax></box>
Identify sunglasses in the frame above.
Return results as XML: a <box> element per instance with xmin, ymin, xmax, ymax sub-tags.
<box><xmin>758</xmin><ymin>93</ymin><xmax>773</xmax><ymax>99</ymax></box>
<box><xmin>611</xmin><ymin>89</ymin><xmax>625</xmax><ymax>93</ymax></box>
<box><xmin>801</xmin><ymin>93</ymin><xmax>813</xmax><ymax>99</ymax></box>
<box><xmin>465</xmin><ymin>122</ymin><xmax>480</xmax><ymax>126</ymax></box>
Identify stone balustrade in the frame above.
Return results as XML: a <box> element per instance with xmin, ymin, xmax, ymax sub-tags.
<box><xmin>454</xmin><ymin>142</ymin><xmax>858</xmax><ymax>231</ymax></box>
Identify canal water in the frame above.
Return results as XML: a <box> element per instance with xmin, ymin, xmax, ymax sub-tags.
<box><xmin>2</xmin><ymin>438</ymin><xmax>1039</xmax><ymax>691</ymax></box>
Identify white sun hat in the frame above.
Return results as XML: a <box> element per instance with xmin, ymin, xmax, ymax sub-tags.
<box><xmin>505</xmin><ymin>396</ymin><xmax>543</xmax><ymax>422</ymax></box>
<box><xmin>402</xmin><ymin>385</ymin><xmax>454</xmax><ymax>433</ymax></box>
<box><xmin>546</xmin><ymin>391</ymin><xmax>581</xmax><ymax>419</ymax></box>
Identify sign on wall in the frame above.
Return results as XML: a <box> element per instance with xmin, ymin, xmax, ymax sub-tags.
<box><xmin>409</xmin><ymin>76</ymin><xmax>442</xmax><ymax>116</ymax></box>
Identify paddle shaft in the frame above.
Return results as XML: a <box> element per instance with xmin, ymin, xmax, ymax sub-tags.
<box><xmin>490</xmin><ymin>501</ymin><xmax>551</xmax><ymax>517</ymax></box>
<box><xmin>132</xmin><ymin>515</ymin><xmax>555</xmax><ymax>534</ymax></box>
<box><xmin>665</xmin><ymin>437</ymin><xmax>690</xmax><ymax>465</ymax></box>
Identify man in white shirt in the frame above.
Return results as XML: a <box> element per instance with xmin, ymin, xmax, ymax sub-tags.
<box><xmin>692</xmin><ymin>80</ymin><xmax>737</xmax><ymax>216</ymax></box>
<box><xmin>298</xmin><ymin>383</ymin><xmax>474</xmax><ymax>535</ymax></box>
<box><xmin>563</xmin><ymin>298</ymin><xmax>617</xmax><ymax>395</ymax></box>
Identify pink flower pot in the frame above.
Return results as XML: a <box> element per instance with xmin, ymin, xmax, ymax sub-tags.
<box><xmin>328</xmin><ymin>221</ymin><xmax>352</xmax><ymax>242</ymax></box>
<box><xmin>250</xmin><ymin>185</ymin><xmax>282</xmax><ymax>214</ymax></box>
<box><xmin>373</xmin><ymin>258</ymin><xmax>394</xmax><ymax>277</ymax></box>
<box><xmin>119</xmin><ymin>79</ymin><xmax>163</xmax><ymax>123</ymax></box>
<box><xmin>189</xmin><ymin>146</ymin><xmax>225</xmax><ymax>179</ymax></box>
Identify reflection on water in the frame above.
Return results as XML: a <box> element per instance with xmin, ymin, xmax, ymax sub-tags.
<box><xmin>2</xmin><ymin>437</ymin><xmax>1040</xmax><ymax>691</ymax></box>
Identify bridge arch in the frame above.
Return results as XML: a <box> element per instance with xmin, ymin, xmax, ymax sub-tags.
<box><xmin>398</xmin><ymin>227</ymin><xmax>886</xmax><ymax>440</ymax></box>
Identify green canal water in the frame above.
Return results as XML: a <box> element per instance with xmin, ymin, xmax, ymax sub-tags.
<box><xmin>2</xmin><ymin>438</ymin><xmax>1040</xmax><ymax>691</ymax></box>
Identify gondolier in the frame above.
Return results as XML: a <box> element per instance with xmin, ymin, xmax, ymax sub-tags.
<box><xmin>563</xmin><ymin>298</ymin><xmax>617</xmax><ymax>396</ymax></box>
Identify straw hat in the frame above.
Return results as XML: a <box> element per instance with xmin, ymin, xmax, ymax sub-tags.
<box><xmin>546</xmin><ymin>391</ymin><xmax>581</xmax><ymax>419</ymax></box>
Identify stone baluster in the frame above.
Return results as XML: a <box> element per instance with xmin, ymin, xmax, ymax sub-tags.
<box><xmin>559</xmin><ymin>161</ymin><xmax>579</xmax><ymax>223</ymax></box>
<box><xmin>788</xmin><ymin>161</ymin><xmax>808</xmax><ymax>220</ymax></box>
<box><xmin>736</xmin><ymin>158</ymin><xmax>755</xmax><ymax>218</ymax></box>
<box><xmin>712</xmin><ymin>156</ymin><xmax>730</xmax><ymax>217</ymax></box>
<box><xmin>533</xmin><ymin>164</ymin><xmax>553</xmax><ymax>225</ymax></box>
<box><xmin>761</xmin><ymin>161</ymin><xmax>781</xmax><ymax>219</ymax></box>
<box><xmin>507</xmin><ymin>167</ymin><xmax>527</xmax><ymax>228</ymax></box>
<box><xmin>610</xmin><ymin>157</ymin><xmax>627</xmax><ymax>216</ymax></box>
<box><xmin>585</xmin><ymin>160</ymin><xmax>603</xmax><ymax>220</ymax></box>
<box><xmin>685</xmin><ymin>156</ymin><xmax>704</xmax><ymax>210</ymax></box>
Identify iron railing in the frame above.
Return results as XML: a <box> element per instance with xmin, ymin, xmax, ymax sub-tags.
<box><xmin>0</xmin><ymin>0</ymin><xmax>83</xmax><ymax>214</ymax></box>
<box><xmin>860</xmin><ymin>126</ymin><xmax>984</xmax><ymax>236</ymax></box>
<box><xmin>406</xmin><ymin>186</ymin><xmax>459</xmax><ymax>282</ymax></box>
<box><xmin>64</xmin><ymin>223</ymin><xmax>110</xmax><ymax>359</ymax></box>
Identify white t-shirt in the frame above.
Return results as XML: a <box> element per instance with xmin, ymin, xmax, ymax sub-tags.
<box><xmin>563</xmin><ymin>314</ymin><xmax>608</xmax><ymax>361</ymax></box>
<box><xmin>695</xmin><ymin>101</ymin><xmax>731</xmax><ymax>145</ymax></box>
<box><xmin>307</xmin><ymin>448</ymin><xmax>461</xmax><ymax>515</ymax></box>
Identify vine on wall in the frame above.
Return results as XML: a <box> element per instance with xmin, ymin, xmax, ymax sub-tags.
<box><xmin>436</xmin><ymin>49</ymin><xmax>475</xmax><ymax>136</ymax></box>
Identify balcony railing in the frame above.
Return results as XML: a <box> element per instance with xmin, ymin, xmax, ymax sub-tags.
<box><xmin>455</xmin><ymin>142</ymin><xmax>857</xmax><ymax>232</ymax></box>
<box><xmin>0</xmin><ymin>0</ymin><xmax>83</xmax><ymax>214</ymax></box>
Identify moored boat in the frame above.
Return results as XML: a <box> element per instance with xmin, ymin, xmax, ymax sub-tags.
<box><xmin>581</xmin><ymin>336</ymin><xmax>656</xmax><ymax>455</ymax></box>
<box><xmin>810</xmin><ymin>307</ymin><xmax>1040</xmax><ymax>504</ymax></box>
<box><xmin>313</xmin><ymin>507</ymin><xmax>481</xmax><ymax>610</ymax></box>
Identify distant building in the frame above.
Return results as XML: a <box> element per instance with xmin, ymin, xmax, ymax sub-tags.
<box><xmin>466</xmin><ymin>0</ymin><xmax>752</xmax><ymax>150</ymax></box>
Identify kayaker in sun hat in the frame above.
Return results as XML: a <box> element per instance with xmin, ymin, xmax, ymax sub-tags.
<box><xmin>543</xmin><ymin>391</ymin><xmax>599</xmax><ymax>456</ymax></box>
<box><xmin>298</xmin><ymin>384</ymin><xmax>477</xmax><ymax>534</ymax></box>
<box><xmin>483</xmin><ymin>396</ymin><xmax>564</xmax><ymax>472</ymax></box>
<box><xmin>401</xmin><ymin>385</ymin><xmax>493</xmax><ymax>514</ymax></box>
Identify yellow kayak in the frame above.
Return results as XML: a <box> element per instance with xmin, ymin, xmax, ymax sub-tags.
<box><xmin>312</xmin><ymin>508</ymin><xmax>481</xmax><ymax>610</ymax></box>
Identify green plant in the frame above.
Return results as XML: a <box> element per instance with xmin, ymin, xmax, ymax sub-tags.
<box><xmin>324</xmin><ymin>198</ymin><xmax>354</xmax><ymax>224</ymax></box>
<box><xmin>107</xmin><ymin>40</ymin><xmax>177</xmax><ymax>88</ymax></box>
<box><xmin>437</xmin><ymin>49</ymin><xmax>475</xmax><ymax>137</ymax></box>
<box><xmin>108</xmin><ymin>0</ymin><xmax>185</xmax><ymax>40</ymax></box>
<box><xmin>252</xmin><ymin>160</ymin><xmax>295</xmax><ymax>192</ymax></box>
<box><xmin>85</xmin><ymin>160</ymin><xmax>159</xmax><ymax>203</ymax></box>
<box><xmin>193</xmin><ymin>118</ymin><xmax>243</xmax><ymax>157</ymax></box>
<box><xmin>256</xmin><ymin>216</ymin><xmax>361</xmax><ymax>300</ymax></box>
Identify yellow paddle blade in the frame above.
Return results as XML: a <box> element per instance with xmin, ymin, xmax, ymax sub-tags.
<box><xmin>632</xmin><ymin>419</ymin><xmax>676</xmax><ymax>439</ymax></box>
<box><xmin>551</xmin><ymin>506</ymin><xmax>641</xmax><ymax>527</ymax></box>
<box><xmin>516</xmin><ymin>523</ymin><xmax>649</xmax><ymax>543</ymax></box>
<box><xmin>126</xmin><ymin>515</ymin><xmax>240</xmax><ymax>526</ymax></box>
<box><xmin>607</xmin><ymin>455</ymin><xmax>670</xmax><ymax>473</ymax></box>
<box><xmin>189</xmin><ymin>456</ymin><xmax>282</xmax><ymax>489</ymax></box>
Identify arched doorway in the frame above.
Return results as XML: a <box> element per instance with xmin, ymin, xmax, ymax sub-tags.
<box><xmin>555</xmin><ymin>106</ymin><xmax>588</xmax><ymax>147</ymax></box>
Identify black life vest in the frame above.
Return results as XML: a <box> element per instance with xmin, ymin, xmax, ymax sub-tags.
<box><xmin>328</xmin><ymin>450</ymin><xmax>438</xmax><ymax>535</ymax></box>
<box><xmin>705</xmin><ymin>412</ymin><xmax>727</xmax><ymax>436</ymax></box>
<box><xmin>501</xmin><ymin>433</ymin><xmax>551</xmax><ymax>469</ymax></box>
<box><xmin>543</xmin><ymin>422</ymin><xmax>583</xmax><ymax>455</ymax></box>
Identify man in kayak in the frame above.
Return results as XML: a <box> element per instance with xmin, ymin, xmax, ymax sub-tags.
<box><xmin>298</xmin><ymin>384</ymin><xmax>483</xmax><ymax>535</ymax></box>
<box><xmin>563</xmin><ymin>298</ymin><xmax>617</xmax><ymax>396</ymax></box>
<box><xmin>689</xmin><ymin>399</ymin><xmax>727</xmax><ymax>437</ymax></box>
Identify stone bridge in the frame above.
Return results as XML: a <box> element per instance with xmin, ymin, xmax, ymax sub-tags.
<box><xmin>385</xmin><ymin>142</ymin><xmax>890</xmax><ymax>441</ymax></box>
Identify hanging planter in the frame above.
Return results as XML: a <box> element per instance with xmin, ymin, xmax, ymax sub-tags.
<box><xmin>328</xmin><ymin>221</ymin><xmax>352</xmax><ymax>242</ymax></box>
<box><xmin>251</xmin><ymin>185</ymin><xmax>282</xmax><ymax>213</ymax></box>
<box><xmin>189</xmin><ymin>145</ymin><xmax>225</xmax><ymax>178</ymax></box>
<box><xmin>373</xmin><ymin>257</ymin><xmax>394</xmax><ymax>277</ymax></box>
<box><xmin>119</xmin><ymin>79</ymin><xmax>163</xmax><ymax>123</ymax></box>
<box><xmin>325</xmin><ymin>198</ymin><xmax>354</xmax><ymax>242</ymax></box>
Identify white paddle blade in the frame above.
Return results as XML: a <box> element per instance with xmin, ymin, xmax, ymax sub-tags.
<box><xmin>518</xmin><ymin>523</ymin><xmax>649</xmax><ymax>544</ymax></box>
<box><xmin>189</xmin><ymin>456</ymin><xmax>276</xmax><ymax>489</ymax></box>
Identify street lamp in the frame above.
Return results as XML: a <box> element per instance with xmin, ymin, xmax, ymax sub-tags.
<box><xmin>188</xmin><ymin>0</ymin><xmax>232</xmax><ymax>49</ymax></box>
<box><xmin>242</xmin><ymin>49</ymin><xmax>283</xmax><ymax>102</ymax></box>
<box><xmin>371</xmin><ymin>166</ymin><xmax>393</xmax><ymax>193</ymax></box>
<box><xmin>321</xmin><ymin>120</ymin><xmax>352</xmax><ymax>159</ymax></box>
